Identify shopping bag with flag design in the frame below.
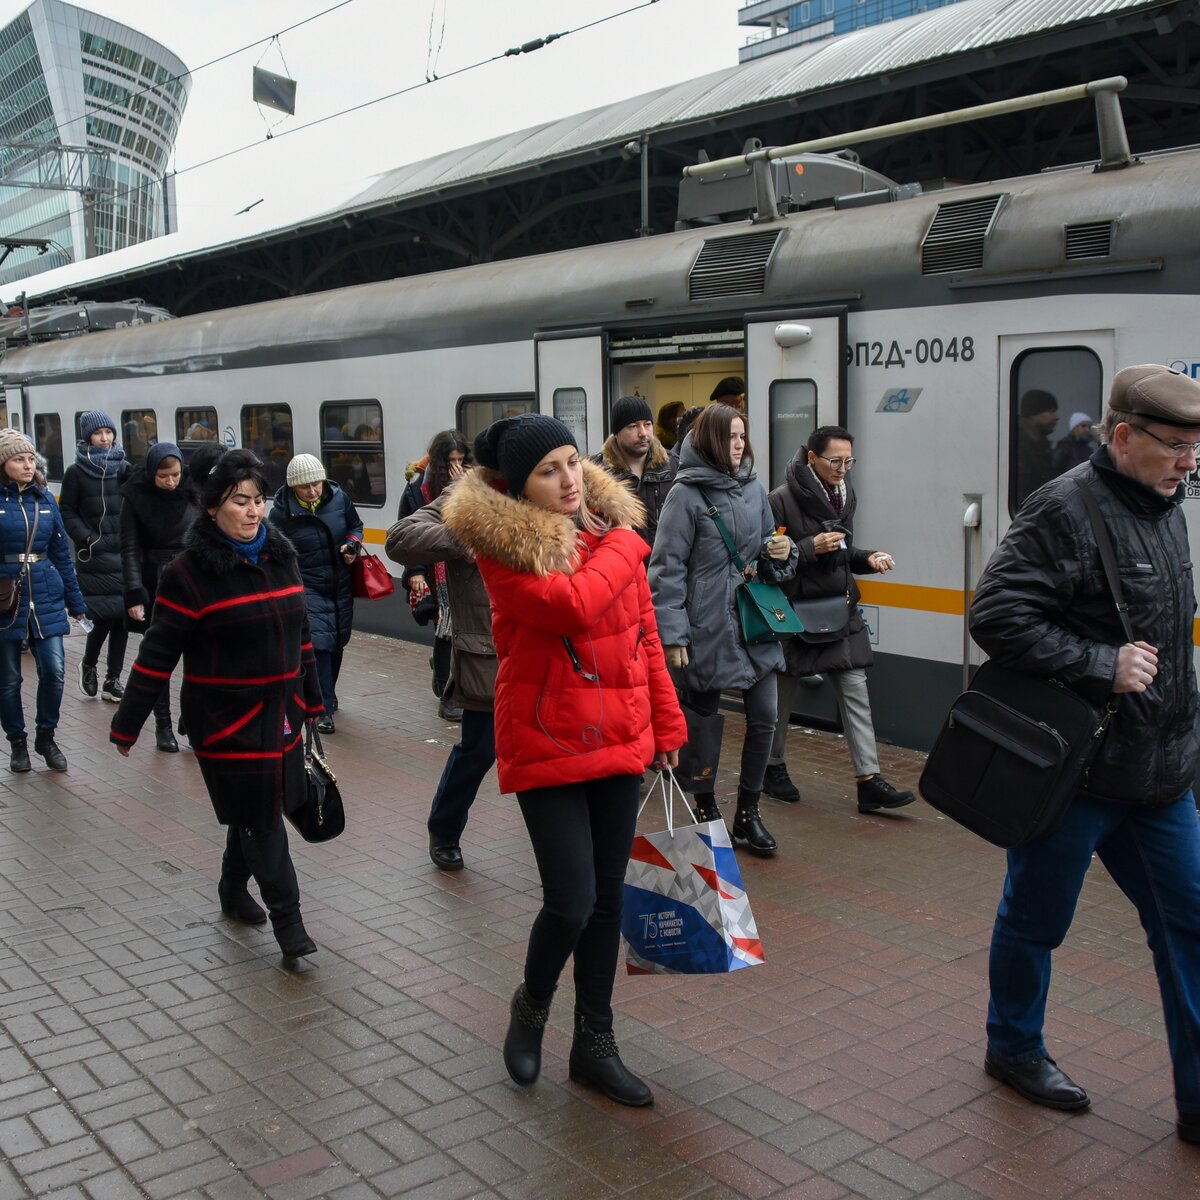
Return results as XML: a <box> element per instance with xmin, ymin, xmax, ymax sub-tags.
<box><xmin>622</xmin><ymin>770</ymin><xmax>765</xmax><ymax>975</ymax></box>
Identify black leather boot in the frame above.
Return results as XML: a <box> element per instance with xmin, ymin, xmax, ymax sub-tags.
<box><xmin>217</xmin><ymin>878</ymin><xmax>267</xmax><ymax>925</ymax></box>
<box><xmin>9</xmin><ymin>738</ymin><xmax>30</xmax><ymax>773</ymax></box>
<box><xmin>692</xmin><ymin>792</ymin><xmax>722</xmax><ymax>823</ymax></box>
<box><xmin>503</xmin><ymin>982</ymin><xmax>551</xmax><ymax>1086</ymax></box>
<box><xmin>732</xmin><ymin>787</ymin><xmax>777</xmax><ymax>856</ymax></box>
<box><xmin>155</xmin><ymin>720</ymin><xmax>179</xmax><ymax>753</ymax></box>
<box><xmin>275</xmin><ymin>923</ymin><xmax>318</xmax><ymax>958</ymax></box>
<box><xmin>33</xmin><ymin>731</ymin><xmax>67</xmax><ymax>772</ymax></box>
<box><xmin>568</xmin><ymin>1014</ymin><xmax>653</xmax><ymax>1107</ymax></box>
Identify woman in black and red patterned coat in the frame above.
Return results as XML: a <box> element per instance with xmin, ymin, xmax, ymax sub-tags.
<box><xmin>110</xmin><ymin>450</ymin><xmax>325</xmax><ymax>959</ymax></box>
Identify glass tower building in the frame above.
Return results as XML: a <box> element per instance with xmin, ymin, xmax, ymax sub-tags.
<box><xmin>0</xmin><ymin>0</ymin><xmax>189</xmax><ymax>286</ymax></box>
<box><xmin>738</xmin><ymin>0</ymin><xmax>966</xmax><ymax>61</ymax></box>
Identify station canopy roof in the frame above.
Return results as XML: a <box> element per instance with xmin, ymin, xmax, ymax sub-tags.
<box><xmin>7</xmin><ymin>0</ymin><xmax>1169</xmax><ymax>304</ymax></box>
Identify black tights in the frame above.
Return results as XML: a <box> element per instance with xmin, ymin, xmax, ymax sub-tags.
<box><xmin>517</xmin><ymin>774</ymin><xmax>640</xmax><ymax>1027</ymax></box>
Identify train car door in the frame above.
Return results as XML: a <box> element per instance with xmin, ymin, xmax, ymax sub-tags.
<box><xmin>534</xmin><ymin>329</ymin><xmax>606</xmax><ymax>456</ymax></box>
<box><xmin>746</xmin><ymin>309</ymin><xmax>846</xmax><ymax>728</ymax></box>
<box><xmin>744</xmin><ymin>309</ymin><xmax>846</xmax><ymax>491</ymax></box>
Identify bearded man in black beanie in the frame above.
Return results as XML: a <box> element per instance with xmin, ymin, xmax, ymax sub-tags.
<box><xmin>590</xmin><ymin>395</ymin><xmax>676</xmax><ymax>547</ymax></box>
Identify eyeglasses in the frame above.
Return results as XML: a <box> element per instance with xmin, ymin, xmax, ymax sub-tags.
<box><xmin>816</xmin><ymin>455</ymin><xmax>856</xmax><ymax>470</ymax></box>
<box><xmin>1131</xmin><ymin>425</ymin><xmax>1200</xmax><ymax>458</ymax></box>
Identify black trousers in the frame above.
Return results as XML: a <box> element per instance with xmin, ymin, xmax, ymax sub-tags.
<box><xmin>83</xmin><ymin>617</ymin><xmax>127</xmax><ymax>680</ymax></box>
<box><xmin>221</xmin><ymin>824</ymin><xmax>302</xmax><ymax>935</ymax></box>
<box><xmin>688</xmin><ymin>670</ymin><xmax>777</xmax><ymax>794</ymax></box>
<box><xmin>516</xmin><ymin>773</ymin><xmax>640</xmax><ymax>1026</ymax></box>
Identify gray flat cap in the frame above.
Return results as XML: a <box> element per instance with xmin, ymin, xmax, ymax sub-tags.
<box><xmin>1110</xmin><ymin>364</ymin><xmax>1200</xmax><ymax>428</ymax></box>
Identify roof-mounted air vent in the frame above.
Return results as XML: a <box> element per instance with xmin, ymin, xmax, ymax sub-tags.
<box><xmin>688</xmin><ymin>229</ymin><xmax>782</xmax><ymax>301</ymax></box>
<box><xmin>921</xmin><ymin>194</ymin><xmax>1005</xmax><ymax>275</ymax></box>
<box><xmin>1065</xmin><ymin>220</ymin><xmax>1114</xmax><ymax>260</ymax></box>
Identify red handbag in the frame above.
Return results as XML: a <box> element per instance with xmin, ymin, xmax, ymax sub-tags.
<box><xmin>351</xmin><ymin>550</ymin><xmax>395</xmax><ymax>600</ymax></box>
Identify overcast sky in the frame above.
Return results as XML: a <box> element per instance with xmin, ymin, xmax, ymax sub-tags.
<box><xmin>4</xmin><ymin>0</ymin><xmax>743</xmax><ymax>237</ymax></box>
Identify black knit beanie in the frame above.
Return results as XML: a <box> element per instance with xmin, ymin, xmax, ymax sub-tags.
<box><xmin>474</xmin><ymin>414</ymin><xmax>577</xmax><ymax>498</ymax></box>
<box><xmin>611</xmin><ymin>394</ymin><xmax>652</xmax><ymax>433</ymax></box>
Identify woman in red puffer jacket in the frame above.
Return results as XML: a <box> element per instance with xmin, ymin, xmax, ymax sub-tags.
<box><xmin>444</xmin><ymin>413</ymin><xmax>685</xmax><ymax>1109</ymax></box>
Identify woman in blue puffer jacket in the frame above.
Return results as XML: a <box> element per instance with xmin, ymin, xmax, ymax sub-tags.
<box><xmin>268</xmin><ymin>454</ymin><xmax>363</xmax><ymax>732</ymax></box>
<box><xmin>0</xmin><ymin>429</ymin><xmax>87</xmax><ymax>773</ymax></box>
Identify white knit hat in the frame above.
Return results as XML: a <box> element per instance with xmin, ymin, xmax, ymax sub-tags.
<box><xmin>286</xmin><ymin>453</ymin><xmax>326</xmax><ymax>487</ymax></box>
<box><xmin>0</xmin><ymin>427</ymin><xmax>36</xmax><ymax>466</ymax></box>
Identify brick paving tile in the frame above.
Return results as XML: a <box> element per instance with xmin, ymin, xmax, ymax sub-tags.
<box><xmin>1</xmin><ymin>631</ymin><xmax>1198</xmax><ymax>1198</ymax></box>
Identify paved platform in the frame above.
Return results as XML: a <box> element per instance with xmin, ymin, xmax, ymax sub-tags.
<box><xmin>1</xmin><ymin>630</ymin><xmax>1197</xmax><ymax>1200</ymax></box>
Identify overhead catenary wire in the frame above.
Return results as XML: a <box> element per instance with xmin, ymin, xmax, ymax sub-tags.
<box><xmin>10</xmin><ymin>0</ymin><xmax>665</xmax><ymax>243</ymax></box>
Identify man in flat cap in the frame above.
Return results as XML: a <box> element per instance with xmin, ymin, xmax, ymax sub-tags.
<box><xmin>969</xmin><ymin>364</ymin><xmax>1200</xmax><ymax>1143</ymax></box>
<box><xmin>592</xmin><ymin>394</ymin><xmax>676</xmax><ymax>546</ymax></box>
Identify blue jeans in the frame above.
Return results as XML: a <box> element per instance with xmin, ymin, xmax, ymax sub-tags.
<box><xmin>427</xmin><ymin>708</ymin><xmax>495</xmax><ymax>845</ymax></box>
<box><xmin>0</xmin><ymin>636</ymin><xmax>65</xmax><ymax>740</ymax></box>
<box><xmin>988</xmin><ymin>791</ymin><xmax>1200</xmax><ymax>1109</ymax></box>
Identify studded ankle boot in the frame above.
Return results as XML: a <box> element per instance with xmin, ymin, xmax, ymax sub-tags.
<box><xmin>731</xmin><ymin>787</ymin><xmax>777</xmax><ymax>856</ymax></box>
<box><xmin>692</xmin><ymin>792</ymin><xmax>722</xmax><ymax>824</ymax></box>
<box><xmin>568</xmin><ymin>1014</ymin><xmax>653</xmax><ymax>1107</ymax></box>
<box><xmin>503</xmin><ymin>982</ymin><xmax>552</xmax><ymax>1086</ymax></box>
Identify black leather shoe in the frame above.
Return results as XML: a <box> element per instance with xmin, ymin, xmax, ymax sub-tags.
<box><xmin>857</xmin><ymin>775</ymin><xmax>916</xmax><ymax>813</ymax></box>
<box><xmin>33</xmin><ymin>731</ymin><xmax>67</xmax><ymax>771</ymax></box>
<box><xmin>9</xmin><ymin>738</ymin><xmax>30</xmax><ymax>773</ymax></box>
<box><xmin>1178</xmin><ymin>1110</ymin><xmax>1200</xmax><ymax>1143</ymax></box>
<box><xmin>569</xmin><ymin>1015</ymin><xmax>653</xmax><ymax>1107</ymax></box>
<box><xmin>731</xmin><ymin>788</ymin><xmax>777</xmax><ymax>856</ymax></box>
<box><xmin>984</xmin><ymin>1052</ymin><xmax>1090</xmax><ymax>1111</ymax></box>
<box><xmin>276</xmin><ymin>926</ymin><xmax>318</xmax><ymax>958</ymax></box>
<box><xmin>155</xmin><ymin>721</ymin><xmax>179</xmax><ymax>753</ymax></box>
<box><xmin>504</xmin><ymin>983</ymin><xmax>551</xmax><ymax>1086</ymax></box>
<box><xmin>763</xmin><ymin>762</ymin><xmax>801</xmax><ymax>803</ymax></box>
<box><xmin>438</xmin><ymin>698</ymin><xmax>463</xmax><ymax>722</ymax></box>
<box><xmin>315</xmin><ymin>715</ymin><xmax>335</xmax><ymax>734</ymax></box>
<box><xmin>218</xmin><ymin>879</ymin><xmax>267</xmax><ymax>925</ymax></box>
<box><xmin>429</xmin><ymin>838</ymin><xmax>464</xmax><ymax>870</ymax></box>
<box><xmin>693</xmin><ymin>793</ymin><xmax>722</xmax><ymax>824</ymax></box>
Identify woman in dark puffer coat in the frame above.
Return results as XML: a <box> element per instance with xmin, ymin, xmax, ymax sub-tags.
<box><xmin>119</xmin><ymin>441</ymin><xmax>198</xmax><ymax>751</ymax></box>
<box><xmin>269</xmin><ymin>454</ymin><xmax>363</xmax><ymax>732</ymax></box>
<box><xmin>58</xmin><ymin>410</ymin><xmax>131</xmax><ymax>702</ymax></box>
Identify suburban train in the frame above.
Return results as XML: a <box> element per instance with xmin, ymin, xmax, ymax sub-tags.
<box><xmin>2</xmin><ymin>82</ymin><xmax>1198</xmax><ymax>750</ymax></box>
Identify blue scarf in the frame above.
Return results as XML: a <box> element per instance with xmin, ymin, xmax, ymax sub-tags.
<box><xmin>74</xmin><ymin>439</ymin><xmax>126</xmax><ymax>480</ymax></box>
<box><xmin>216</xmin><ymin>523</ymin><xmax>267</xmax><ymax>565</ymax></box>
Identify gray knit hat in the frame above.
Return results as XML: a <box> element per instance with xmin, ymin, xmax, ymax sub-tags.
<box><xmin>79</xmin><ymin>410</ymin><xmax>117</xmax><ymax>441</ymax></box>
<box><xmin>474</xmin><ymin>414</ymin><xmax>577</xmax><ymax>498</ymax></box>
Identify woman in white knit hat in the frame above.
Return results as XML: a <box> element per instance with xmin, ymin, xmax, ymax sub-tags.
<box><xmin>0</xmin><ymin>429</ymin><xmax>88</xmax><ymax>772</ymax></box>
<box><xmin>268</xmin><ymin>454</ymin><xmax>363</xmax><ymax>731</ymax></box>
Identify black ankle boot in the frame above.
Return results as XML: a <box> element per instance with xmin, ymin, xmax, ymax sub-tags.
<box><xmin>732</xmin><ymin>787</ymin><xmax>777</xmax><ymax>856</ymax></box>
<box><xmin>217</xmin><ymin>878</ymin><xmax>267</xmax><ymax>925</ymax></box>
<box><xmin>155</xmin><ymin>720</ymin><xmax>179</xmax><ymax>753</ymax></box>
<box><xmin>503</xmin><ymin>982</ymin><xmax>552</xmax><ymax>1086</ymax></box>
<box><xmin>568</xmin><ymin>1014</ymin><xmax>652</xmax><ymax>1107</ymax></box>
<box><xmin>33</xmin><ymin>731</ymin><xmax>67</xmax><ymax>772</ymax></box>
<box><xmin>9</xmin><ymin>738</ymin><xmax>30</xmax><ymax>773</ymax></box>
<box><xmin>692</xmin><ymin>792</ymin><xmax>722</xmax><ymax>824</ymax></box>
<box><xmin>275</xmin><ymin>923</ymin><xmax>317</xmax><ymax>958</ymax></box>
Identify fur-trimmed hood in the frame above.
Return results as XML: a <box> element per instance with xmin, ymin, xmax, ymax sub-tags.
<box><xmin>597</xmin><ymin>434</ymin><xmax>671</xmax><ymax>476</ymax></box>
<box><xmin>184</xmin><ymin>514</ymin><xmax>297</xmax><ymax>575</ymax></box>
<box><xmin>443</xmin><ymin>459</ymin><xmax>645</xmax><ymax>576</ymax></box>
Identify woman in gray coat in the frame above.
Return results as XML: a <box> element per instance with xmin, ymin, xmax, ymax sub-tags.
<box><xmin>649</xmin><ymin>404</ymin><xmax>796</xmax><ymax>855</ymax></box>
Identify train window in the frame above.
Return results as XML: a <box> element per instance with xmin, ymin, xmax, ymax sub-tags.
<box><xmin>320</xmin><ymin>401</ymin><xmax>385</xmax><ymax>508</ymax></box>
<box><xmin>456</xmin><ymin>394</ymin><xmax>534</xmax><ymax>441</ymax></box>
<box><xmin>34</xmin><ymin>414</ymin><xmax>64</xmax><ymax>481</ymax></box>
<box><xmin>768</xmin><ymin>379</ymin><xmax>818</xmax><ymax>490</ymax></box>
<box><xmin>241</xmin><ymin>404</ymin><xmax>294</xmax><ymax>496</ymax></box>
<box><xmin>175</xmin><ymin>407</ymin><xmax>219</xmax><ymax>458</ymax></box>
<box><xmin>553</xmin><ymin>388</ymin><xmax>587</xmax><ymax>446</ymax></box>
<box><xmin>121</xmin><ymin>408</ymin><xmax>158</xmax><ymax>467</ymax></box>
<box><xmin>1010</xmin><ymin>348</ymin><xmax>1102</xmax><ymax>513</ymax></box>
